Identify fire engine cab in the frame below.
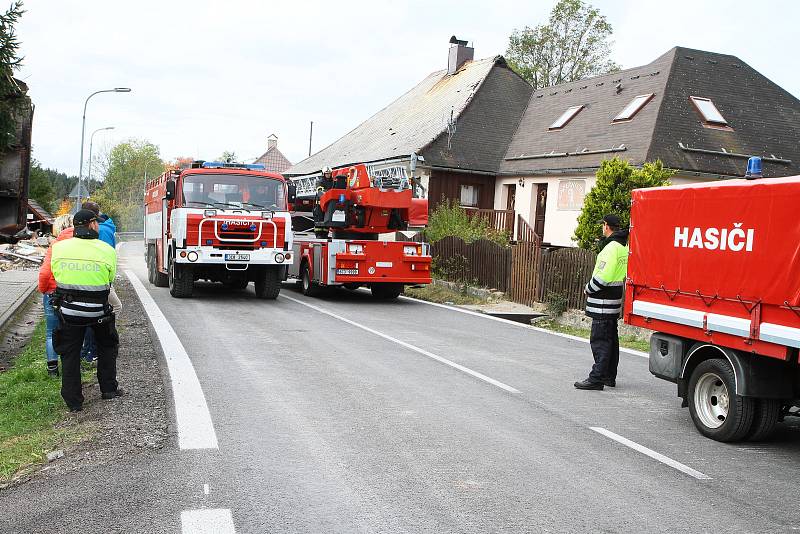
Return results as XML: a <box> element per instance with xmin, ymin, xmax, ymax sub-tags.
<box><xmin>144</xmin><ymin>161</ymin><xmax>295</xmax><ymax>299</ymax></box>
<box><xmin>287</xmin><ymin>162</ymin><xmax>432</xmax><ymax>299</ymax></box>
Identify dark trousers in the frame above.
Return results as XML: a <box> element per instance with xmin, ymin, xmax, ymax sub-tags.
<box><xmin>588</xmin><ymin>318</ymin><xmax>619</xmax><ymax>384</ymax></box>
<box><xmin>53</xmin><ymin>316</ymin><xmax>119</xmax><ymax>409</ymax></box>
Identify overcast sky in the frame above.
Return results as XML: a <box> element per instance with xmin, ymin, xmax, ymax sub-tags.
<box><xmin>17</xmin><ymin>0</ymin><xmax>800</xmax><ymax>178</ymax></box>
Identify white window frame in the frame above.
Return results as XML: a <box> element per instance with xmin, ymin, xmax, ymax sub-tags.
<box><xmin>689</xmin><ymin>96</ymin><xmax>729</xmax><ymax>126</ymax></box>
<box><xmin>549</xmin><ymin>105</ymin><xmax>585</xmax><ymax>130</ymax></box>
<box><xmin>459</xmin><ymin>184</ymin><xmax>480</xmax><ymax>207</ymax></box>
<box><xmin>613</xmin><ymin>93</ymin><xmax>655</xmax><ymax>122</ymax></box>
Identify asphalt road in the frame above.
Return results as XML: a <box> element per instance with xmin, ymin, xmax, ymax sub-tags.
<box><xmin>3</xmin><ymin>241</ymin><xmax>800</xmax><ymax>533</ymax></box>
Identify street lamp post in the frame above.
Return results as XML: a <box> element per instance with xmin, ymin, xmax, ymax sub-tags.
<box><xmin>77</xmin><ymin>87</ymin><xmax>131</xmax><ymax>208</ymax></box>
<box><xmin>87</xmin><ymin>126</ymin><xmax>115</xmax><ymax>189</ymax></box>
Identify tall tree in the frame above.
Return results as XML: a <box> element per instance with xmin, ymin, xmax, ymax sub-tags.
<box><xmin>506</xmin><ymin>0</ymin><xmax>619</xmax><ymax>90</ymax></box>
<box><xmin>92</xmin><ymin>139</ymin><xmax>164</xmax><ymax>232</ymax></box>
<box><xmin>28</xmin><ymin>159</ymin><xmax>57</xmax><ymax>212</ymax></box>
<box><xmin>217</xmin><ymin>150</ymin><xmax>237</xmax><ymax>163</ymax></box>
<box><xmin>573</xmin><ymin>158</ymin><xmax>673</xmax><ymax>251</ymax></box>
<box><xmin>0</xmin><ymin>1</ymin><xmax>24</xmax><ymax>151</ymax></box>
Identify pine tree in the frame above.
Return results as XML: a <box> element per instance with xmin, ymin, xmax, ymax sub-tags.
<box><xmin>0</xmin><ymin>2</ymin><xmax>25</xmax><ymax>151</ymax></box>
<box><xmin>573</xmin><ymin>158</ymin><xmax>673</xmax><ymax>250</ymax></box>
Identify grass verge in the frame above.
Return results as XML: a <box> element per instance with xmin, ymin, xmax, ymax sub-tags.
<box><xmin>0</xmin><ymin>320</ymin><xmax>94</xmax><ymax>483</ymax></box>
<box><xmin>536</xmin><ymin>320</ymin><xmax>650</xmax><ymax>352</ymax></box>
<box><xmin>404</xmin><ymin>283</ymin><xmax>485</xmax><ymax>305</ymax></box>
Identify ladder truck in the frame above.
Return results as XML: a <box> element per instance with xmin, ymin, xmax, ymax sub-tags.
<box><xmin>625</xmin><ymin>158</ymin><xmax>800</xmax><ymax>442</ymax></box>
<box><xmin>144</xmin><ymin>161</ymin><xmax>295</xmax><ymax>299</ymax></box>
<box><xmin>287</xmin><ymin>162</ymin><xmax>432</xmax><ymax>299</ymax></box>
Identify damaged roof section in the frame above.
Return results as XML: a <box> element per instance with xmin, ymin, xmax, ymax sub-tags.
<box><xmin>501</xmin><ymin>46</ymin><xmax>800</xmax><ymax>178</ymax></box>
<box><xmin>286</xmin><ymin>56</ymin><xmax>532</xmax><ymax>176</ymax></box>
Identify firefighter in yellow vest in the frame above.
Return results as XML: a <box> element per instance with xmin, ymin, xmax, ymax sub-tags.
<box><xmin>51</xmin><ymin>209</ymin><xmax>122</xmax><ymax>411</ymax></box>
<box><xmin>574</xmin><ymin>214</ymin><xmax>629</xmax><ymax>391</ymax></box>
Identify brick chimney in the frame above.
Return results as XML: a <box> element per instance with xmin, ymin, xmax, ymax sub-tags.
<box><xmin>267</xmin><ymin>134</ymin><xmax>278</xmax><ymax>151</ymax></box>
<box><xmin>447</xmin><ymin>35</ymin><xmax>474</xmax><ymax>75</ymax></box>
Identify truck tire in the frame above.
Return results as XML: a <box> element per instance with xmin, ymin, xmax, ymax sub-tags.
<box><xmin>300</xmin><ymin>262</ymin><xmax>322</xmax><ymax>297</ymax></box>
<box><xmin>254</xmin><ymin>266</ymin><xmax>280</xmax><ymax>299</ymax></box>
<box><xmin>688</xmin><ymin>358</ymin><xmax>754</xmax><ymax>442</ymax></box>
<box><xmin>168</xmin><ymin>254</ymin><xmax>194</xmax><ymax>298</ymax></box>
<box><xmin>745</xmin><ymin>398</ymin><xmax>781</xmax><ymax>441</ymax></box>
<box><xmin>149</xmin><ymin>245</ymin><xmax>168</xmax><ymax>287</ymax></box>
<box><xmin>370</xmin><ymin>283</ymin><xmax>403</xmax><ymax>300</ymax></box>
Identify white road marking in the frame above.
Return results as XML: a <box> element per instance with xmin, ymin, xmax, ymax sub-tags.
<box><xmin>181</xmin><ymin>509</ymin><xmax>235</xmax><ymax>534</ymax></box>
<box><xmin>400</xmin><ymin>295</ymin><xmax>649</xmax><ymax>359</ymax></box>
<box><xmin>281</xmin><ymin>294</ymin><xmax>520</xmax><ymax>394</ymax></box>
<box><xmin>590</xmin><ymin>427</ymin><xmax>711</xmax><ymax>480</ymax></box>
<box><xmin>203</xmin><ymin>483</ymin><xmax>210</xmax><ymax>495</ymax></box>
<box><xmin>126</xmin><ymin>270</ymin><xmax>219</xmax><ymax>450</ymax></box>
<box><xmin>115</xmin><ymin>241</ymin><xmax>124</xmax><ymax>253</ymax></box>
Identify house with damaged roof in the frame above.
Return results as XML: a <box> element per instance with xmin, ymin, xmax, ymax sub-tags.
<box><xmin>285</xmin><ymin>37</ymin><xmax>533</xmax><ymax>222</ymax></box>
<box><xmin>498</xmin><ymin>46</ymin><xmax>800</xmax><ymax>247</ymax></box>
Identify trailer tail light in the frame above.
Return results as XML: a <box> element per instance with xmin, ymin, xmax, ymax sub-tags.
<box><xmin>348</xmin><ymin>244</ymin><xmax>364</xmax><ymax>254</ymax></box>
<box><xmin>179</xmin><ymin>251</ymin><xmax>187</xmax><ymax>258</ymax></box>
<box><xmin>204</xmin><ymin>209</ymin><xmax>217</xmax><ymax>217</ymax></box>
<box><xmin>284</xmin><ymin>253</ymin><xmax>291</xmax><ymax>261</ymax></box>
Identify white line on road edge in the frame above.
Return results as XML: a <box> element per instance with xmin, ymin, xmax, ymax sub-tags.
<box><xmin>126</xmin><ymin>270</ymin><xmax>219</xmax><ymax>449</ymax></box>
<box><xmin>181</xmin><ymin>509</ymin><xmax>235</xmax><ymax>534</ymax></box>
<box><xmin>590</xmin><ymin>427</ymin><xmax>711</xmax><ymax>480</ymax></box>
<box><xmin>281</xmin><ymin>294</ymin><xmax>520</xmax><ymax>394</ymax></box>
<box><xmin>400</xmin><ymin>295</ymin><xmax>649</xmax><ymax>359</ymax></box>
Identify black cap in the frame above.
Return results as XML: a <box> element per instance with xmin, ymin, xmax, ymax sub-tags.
<box><xmin>73</xmin><ymin>209</ymin><xmax>97</xmax><ymax>226</ymax></box>
<box><xmin>602</xmin><ymin>214</ymin><xmax>622</xmax><ymax>229</ymax></box>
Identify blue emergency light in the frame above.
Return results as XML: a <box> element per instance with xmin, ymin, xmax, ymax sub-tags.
<box><xmin>249</xmin><ymin>224</ymin><xmax>257</xmax><ymax>232</ymax></box>
<box><xmin>745</xmin><ymin>156</ymin><xmax>762</xmax><ymax>179</ymax></box>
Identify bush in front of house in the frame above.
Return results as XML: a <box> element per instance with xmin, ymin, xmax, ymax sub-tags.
<box><xmin>573</xmin><ymin>157</ymin><xmax>673</xmax><ymax>251</ymax></box>
<box><xmin>424</xmin><ymin>199</ymin><xmax>510</xmax><ymax>246</ymax></box>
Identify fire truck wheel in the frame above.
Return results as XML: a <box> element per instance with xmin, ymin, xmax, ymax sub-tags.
<box><xmin>255</xmin><ymin>267</ymin><xmax>281</xmax><ymax>299</ymax></box>
<box><xmin>745</xmin><ymin>398</ymin><xmax>781</xmax><ymax>441</ymax></box>
<box><xmin>300</xmin><ymin>262</ymin><xmax>322</xmax><ymax>297</ymax></box>
<box><xmin>148</xmin><ymin>246</ymin><xmax>168</xmax><ymax>287</ymax></box>
<box><xmin>370</xmin><ymin>283</ymin><xmax>403</xmax><ymax>300</ymax></box>
<box><xmin>168</xmin><ymin>256</ymin><xmax>194</xmax><ymax>298</ymax></box>
<box><xmin>688</xmin><ymin>358</ymin><xmax>755</xmax><ymax>442</ymax></box>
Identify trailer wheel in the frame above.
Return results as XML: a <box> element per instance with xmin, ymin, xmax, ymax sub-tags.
<box><xmin>745</xmin><ymin>398</ymin><xmax>781</xmax><ymax>441</ymax></box>
<box><xmin>688</xmin><ymin>358</ymin><xmax>754</xmax><ymax>442</ymax></box>
<box><xmin>300</xmin><ymin>262</ymin><xmax>322</xmax><ymax>297</ymax></box>
<box><xmin>254</xmin><ymin>266</ymin><xmax>281</xmax><ymax>299</ymax></box>
<box><xmin>149</xmin><ymin>245</ymin><xmax>168</xmax><ymax>287</ymax></box>
<box><xmin>168</xmin><ymin>254</ymin><xmax>194</xmax><ymax>298</ymax></box>
<box><xmin>370</xmin><ymin>283</ymin><xmax>403</xmax><ymax>300</ymax></box>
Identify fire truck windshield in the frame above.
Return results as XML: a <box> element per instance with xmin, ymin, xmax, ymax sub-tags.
<box><xmin>181</xmin><ymin>173</ymin><xmax>286</xmax><ymax>210</ymax></box>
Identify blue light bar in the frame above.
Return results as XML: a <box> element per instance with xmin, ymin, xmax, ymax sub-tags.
<box><xmin>201</xmin><ymin>161</ymin><xmax>266</xmax><ymax>170</ymax></box>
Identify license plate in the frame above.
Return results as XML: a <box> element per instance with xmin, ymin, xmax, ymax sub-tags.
<box><xmin>224</xmin><ymin>253</ymin><xmax>250</xmax><ymax>261</ymax></box>
<box><xmin>376</xmin><ymin>261</ymin><xmax>393</xmax><ymax>268</ymax></box>
<box><xmin>336</xmin><ymin>268</ymin><xmax>358</xmax><ymax>275</ymax></box>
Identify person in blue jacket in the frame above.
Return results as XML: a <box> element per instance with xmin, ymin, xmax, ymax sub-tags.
<box><xmin>80</xmin><ymin>201</ymin><xmax>117</xmax><ymax>361</ymax></box>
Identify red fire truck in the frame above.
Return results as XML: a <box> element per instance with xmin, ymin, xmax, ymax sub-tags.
<box><xmin>624</xmin><ymin>159</ymin><xmax>800</xmax><ymax>441</ymax></box>
<box><xmin>144</xmin><ymin>161</ymin><xmax>295</xmax><ymax>299</ymax></box>
<box><xmin>287</xmin><ymin>163</ymin><xmax>431</xmax><ymax>299</ymax></box>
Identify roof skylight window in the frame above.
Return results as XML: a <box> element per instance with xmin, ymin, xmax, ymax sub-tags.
<box><xmin>549</xmin><ymin>105</ymin><xmax>584</xmax><ymax>130</ymax></box>
<box><xmin>689</xmin><ymin>96</ymin><xmax>728</xmax><ymax>125</ymax></box>
<box><xmin>613</xmin><ymin>93</ymin><xmax>654</xmax><ymax>122</ymax></box>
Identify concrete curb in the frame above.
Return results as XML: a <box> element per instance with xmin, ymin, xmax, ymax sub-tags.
<box><xmin>0</xmin><ymin>281</ymin><xmax>37</xmax><ymax>334</ymax></box>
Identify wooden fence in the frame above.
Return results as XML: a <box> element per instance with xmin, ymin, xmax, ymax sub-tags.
<box><xmin>536</xmin><ymin>247</ymin><xmax>596</xmax><ymax>309</ymax></box>
<box><xmin>464</xmin><ymin>208</ymin><xmax>514</xmax><ymax>235</ymax></box>
<box><xmin>430</xmin><ymin>236</ymin><xmax>511</xmax><ymax>292</ymax></box>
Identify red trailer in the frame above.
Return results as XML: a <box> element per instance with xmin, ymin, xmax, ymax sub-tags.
<box><xmin>624</xmin><ymin>173</ymin><xmax>800</xmax><ymax>441</ymax></box>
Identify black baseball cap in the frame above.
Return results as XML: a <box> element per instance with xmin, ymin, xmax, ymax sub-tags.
<box><xmin>602</xmin><ymin>214</ymin><xmax>622</xmax><ymax>229</ymax></box>
<box><xmin>73</xmin><ymin>209</ymin><xmax>98</xmax><ymax>226</ymax></box>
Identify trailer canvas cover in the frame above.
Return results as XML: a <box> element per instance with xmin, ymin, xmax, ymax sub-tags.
<box><xmin>626</xmin><ymin>176</ymin><xmax>800</xmax><ymax>359</ymax></box>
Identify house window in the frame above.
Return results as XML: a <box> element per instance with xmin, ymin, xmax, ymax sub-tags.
<box><xmin>460</xmin><ymin>184</ymin><xmax>480</xmax><ymax>207</ymax></box>
<box><xmin>549</xmin><ymin>105</ymin><xmax>584</xmax><ymax>130</ymax></box>
<box><xmin>689</xmin><ymin>96</ymin><xmax>729</xmax><ymax>126</ymax></box>
<box><xmin>613</xmin><ymin>93</ymin><xmax>655</xmax><ymax>122</ymax></box>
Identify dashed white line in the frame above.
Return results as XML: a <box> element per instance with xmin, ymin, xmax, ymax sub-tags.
<box><xmin>203</xmin><ymin>483</ymin><xmax>210</xmax><ymax>495</ymax></box>
<box><xmin>126</xmin><ymin>270</ymin><xmax>219</xmax><ymax>450</ymax></box>
<box><xmin>281</xmin><ymin>294</ymin><xmax>520</xmax><ymax>394</ymax></box>
<box><xmin>400</xmin><ymin>295</ymin><xmax>649</xmax><ymax>359</ymax></box>
<box><xmin>590</xmin><ymin>427</ymin><xmax>711</xmax><ymax>480</ymax></box>
<box><xmin>181</xmin><ymin>509</ymin><xmax>235</xmax><ymax>534</ymax></box>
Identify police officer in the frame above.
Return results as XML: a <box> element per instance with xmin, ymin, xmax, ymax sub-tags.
<box><xmin>51</xmin><ymin>209</ymin><xmax>122</xmax><ymax>411</ymax></box>
<box><xmin>574</xmin><ymin>214</ymin><xmax>629</xmax><ymax>391</ymax></box>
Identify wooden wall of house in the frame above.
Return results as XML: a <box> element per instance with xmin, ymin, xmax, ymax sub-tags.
<box><xmin>428</xmin><ymin>170</ymin><xmax>496</xmax><ymax>211</ymax></box>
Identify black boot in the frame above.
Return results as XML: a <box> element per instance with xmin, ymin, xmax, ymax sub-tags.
<box><xmin>47</xmin><ymin>362</ymin><xmax>59</xmax><ymax>377</ymax></box>
<box><xmin>574</xmin><ymin>379</ymin><xmax>604</xmax><ymax>390</ymax></box>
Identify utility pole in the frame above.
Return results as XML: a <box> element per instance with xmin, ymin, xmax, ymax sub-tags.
<box><xmin>308</xmin><ymin>121</ymin><xmax>313</xmax><ymax>157</ymax></box>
